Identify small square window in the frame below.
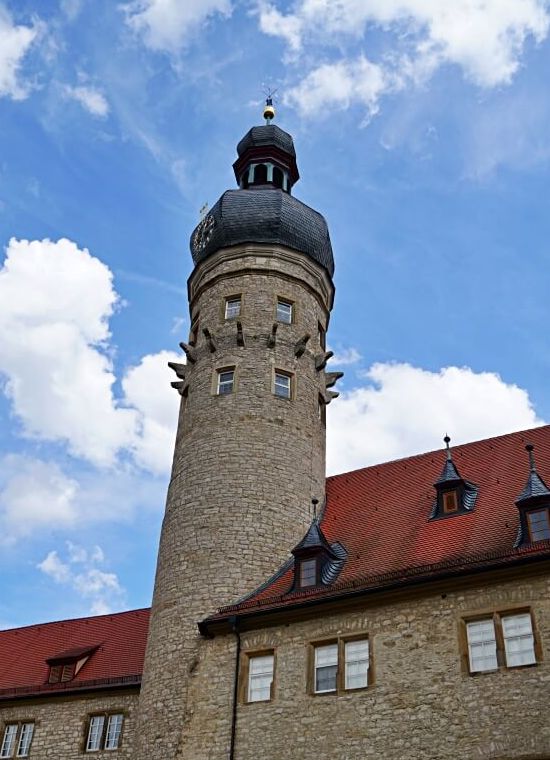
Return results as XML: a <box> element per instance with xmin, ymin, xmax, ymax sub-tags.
<box><xmin>276</xmin><ymin>299</ymin><xmax>293</xmax><ymax>324</ymax></box>
<box><xmin>225</xmin><ymin>296</ymin><xmax>241</xmax><ymax>320</ymax></box>
<box><xmin>247</xmin><ymin>654</ymin><xmax>275</xmax><ymax>703</ymax></box>
<box><xmin>274</xmin><ymin>371</ymin><xmax>292</xmax><ymax>399</ymax></box>
<box><xmin>443</xmin><ymin>490</ymin><xmax>458</xmax><ymax>513</ymax></box>
<box><xmin>299</xmin><ymin>558</ymin><xmax>317</xmax><ymax>587</ymax></box>
<box><xmin>217</xmin><ymin>369</ymin><xmax>235</xmax><ymax>395</ymax></box>
<box><xmin>314</xmin><ymin>643</ymin><xmax>338</xmax><ymax>693</ymax></box>
<box><xmin>526</xmin><ymin>508</ymin><xmax>550</xmax><ymax>542</ymax></box>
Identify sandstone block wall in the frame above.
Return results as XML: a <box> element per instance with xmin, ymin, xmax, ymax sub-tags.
<box><xmin>0</xmin><ymin>690</ymin><xmax>138</xmax><ymax>759</ymax></box>
<box><xmin>188</xmin><ymin>571</ymin><xmax>550</xmax><ymax>760</ymax></box>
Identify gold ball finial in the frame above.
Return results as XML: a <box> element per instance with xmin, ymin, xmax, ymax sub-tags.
<box><xmin>263</xmin><ymin>94</ymin><xmax>275</xmax><ymax>124</ymax></box>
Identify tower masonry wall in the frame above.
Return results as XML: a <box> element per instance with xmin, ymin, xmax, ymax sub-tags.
<box><xmin>191</xmin><ymin>570</ymin><xmax>550</xmax><ymax>760</ymax></box>
<box><xmin>135</xmin><ymin>244</ymin><xmax>335</xmax><ymax>760</ymax></box>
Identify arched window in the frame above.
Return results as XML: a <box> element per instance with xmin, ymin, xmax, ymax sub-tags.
<box><xmin>272</xmin><ymin>167</ymin><xmax>284</xmax><ymax>189</ymax></box>
<box><xmin>253</xmin><ymin>164</ymin><xmax>268</xmax><ymax>184</ymax></box>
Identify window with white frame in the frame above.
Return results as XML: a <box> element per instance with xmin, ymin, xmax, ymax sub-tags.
<box><xmin>276</xmin><ymin>299</ymin><xmax>293</xmax><ymax>324</ymax></box>
<box><xmin>85</xmin><ymin>713</ymin><xmax>124</xmax><ymax>752</ymax></box>
<box><xmin>225</xmin><ymin>296</ymin><xmax>241</xmax><ymax>320</ymax></box>
<box><xmin>344</xmin><ymin>639</ymin><xmax>370</xmax><ymax>690</ymax></box>
<box><xmin>0</xmin><ymin>723</ymin><xmax>34</xmax><ymax>759</ymax></box>
<box><xmin>274</xmin><ymin>371</ymin><xmax>292</xmax><ymax>399</ymax></box>
<box><xmin>464</xmin><ymin>611</ymin><xmax>538</xmax><ymax>674</ymax></box>
<box><xmin>217</xmin><ymin>368</ymin><xmax>235</xmax><ymax>395</ymax></box>
<box><xmin>314</xmin><ymin>643</ymin><xmax>338</xmax><ymax>693</ymax></box>
<box><xmin>247</xmin><ymin>653</ymin><xmax>274</xmax><ymax>703</ymax></box>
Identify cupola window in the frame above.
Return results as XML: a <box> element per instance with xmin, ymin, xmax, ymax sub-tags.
<box><xmin>253</xmin><ymin>164</ymin><xmax>268</xmax><ymax>184</ymax></box>
<box><xmin>514</xmin><ymin>444</ymin><xmax>550</xmax><ymax>546</ymax></box>
<box><xmin>299</xmin><ymin>558</ymin><xmax>317</xmax><ymax>587</ymax></box>
<box><xmin>430</xmin><ymin>436</ymin><xmax>478</xmax><ymax>519</ymax></box>
<box><xmin>272</xmin><ymin>166</ymin><xmax>284</xmax><ymax>189</ymax></box>
<box><xmin>292</xmin><ymin>500</ymin><xmax>347</xmax><ymax>590</ymax></box>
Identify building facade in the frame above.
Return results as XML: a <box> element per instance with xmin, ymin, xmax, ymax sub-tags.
<box><xmin>1</xmin><ymin>116</ymin><xmax>550</xmax><ymax>760</ymax></box>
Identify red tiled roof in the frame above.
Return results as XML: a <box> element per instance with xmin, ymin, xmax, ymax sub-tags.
<box><xmin>0</xmin><ymin>608</ymin><xmax>149</xmax><ymax>699</ymax></box>
<box><xmin>212</xmin><ymin>425</ymin><xmax>550</xmax><ymax>621</ymax></box>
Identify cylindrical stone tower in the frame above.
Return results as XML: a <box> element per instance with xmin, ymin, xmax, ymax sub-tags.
<box><xmin>135</xmin><ymin>119</ymin><xmax>337</xmax><ymax>759</ymax></box>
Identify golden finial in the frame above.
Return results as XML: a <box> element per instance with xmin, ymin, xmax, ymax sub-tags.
<box><xmin>263</xmin><ymin>88</ymin><xmax>277</xmax><ymax>124</ymax></box>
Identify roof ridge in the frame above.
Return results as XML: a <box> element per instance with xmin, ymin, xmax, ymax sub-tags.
<box><xmin>0</xmin><ymin>607</ymin><xmax>150</xmax><ymax>634</ymax></box>
<box><xmin>326</xmin><ymin>424</ymin><xmax>549</xmax><ymax>480</ymax></box>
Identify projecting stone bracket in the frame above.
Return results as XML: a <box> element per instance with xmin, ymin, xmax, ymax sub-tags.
<box><xmin>179</xmin><ymin>342</ymin><xmax>197</xmax><ymax>364</ymax></box>
<box><xmin>236</xmin><ymin>321</ymin><xmax>245</xmax><ymax>347</ymax></box>
<box><xmin>202</xmin><ymin>327</ymin><xmax>217</xmax><ymax>353</ymax></box>
<box><xmin>167</xmin><ymin>361</ymin><xmax>187</xmax><ymax>379</ymax></box>
<box><xmin>267</xmin><ymin>322</ymin><xmax>278</xmax><ymax>347</ymax></box>
<box><xmin>322</xmin><ymin>390</ymin><xmax>340</xmax><ymax>405</ymax></box>
<box><xmin>170</xmin><ymin>380</ymin><xmax>189</xmax><ymax>397</ymax></box>
<box><xmin>315</xmin><ymin>350</ymin><xmax>334</xmax><ymax>371</ymax></box>
<box><xmin>325</xmin><ymin>371</ymin><xmax>344</xmax><ymax>388</ymax></box>
<box><xmin>294</xmin><ymin>334</ymin><xmax>311</xmax><ymax>358</ymax></box>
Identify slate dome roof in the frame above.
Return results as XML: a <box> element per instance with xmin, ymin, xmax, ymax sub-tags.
<box><xmin>190</xmin><ymin>188</ymin><xmax>334</xmax><ymax>276</ymax></box>
<box><xmin>236</xmin><ymin>125</ymin><xmax>296</xmax><ymax>158</ymax></box>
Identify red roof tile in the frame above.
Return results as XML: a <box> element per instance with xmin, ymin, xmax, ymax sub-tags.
<box><xmin>214</xmin><ymin>425</ymin><xmax>550</xmax><ymax>620</ymax></box>
<box><xmin>0</xmin><ymin>608</ymin><xmax>149</xmax><ymax>699</ymax></box>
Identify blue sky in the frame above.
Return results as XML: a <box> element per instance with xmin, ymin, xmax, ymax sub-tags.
<box><xmin>1</xmin><ymin>0</ymin><xmax>550</xmax><ymax>627</ymax></box>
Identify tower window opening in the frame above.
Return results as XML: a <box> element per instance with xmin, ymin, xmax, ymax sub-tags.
<box><xmin>318</xmin><ymin>322</ymin><xmax>326</xmax><ymax>350</ymax></box>
<box><xmin>225</xmin><ymin>296</ymin><xmax>241</xmax><ymax>320</ymax></box>
<box><xmin>272</xmin><ymin>167</ymin><xmax>284</xmax><ymax>189</ymax></box>
<box><xmin>318</xmin><ymin>394</ymin><xmax>326</xmax><ymax>426</ymax></box>
<box><xmin>217</xmin><ymin>369</ymin><xmax>235</xmax><ymax>396</ymax></box>
<box><xmin>276</xmin><ymin>299</ymin><xmax>293</xmax><ymax>324</ymax></box>
<box><xmin>253</xmin><ymin>164</ymin><xmax>268</xmax><ymax>184</ymax></box>
<box><xmin>442</xmin><ymin>490</ymin><xmax>459</xmax><ymax>514</ymax></box>
<box><xmin>274</xmin><ymin>371</ymin><xmax>292</xmax><ymax>399</ymax></box>
<box><xmin>189</xmin><ymin>314</ymin><xmax>200</xmax><ymax>346</ymax></box>
<box><xmin>526</xmin><ymin>508</ymin><xmax>550</xmax><ymax>542</ymax></box>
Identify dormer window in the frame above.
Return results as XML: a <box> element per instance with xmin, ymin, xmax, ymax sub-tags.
<box><xmin>45</xmin><ymin>644</ymin><xmax>99</xmax><ymax>685</ymax></box>
<box><xmin>299</xmin><ymin>558</ymin><xmax>317</xmax><ymax>588</ymax></box>
<box><xmin>526</xmin><ymin>508</ymin><xmax>550</xmax><ymax>542</ymax></box>
<box><xmin>515</xmin><ymin>444</ymin><xmax>550</xmax><ymax>547</ymax></box>
<box><xmin>431</xmin><ymin>436</ymin><xmax>478</xmax><ymax>520</ymax></box>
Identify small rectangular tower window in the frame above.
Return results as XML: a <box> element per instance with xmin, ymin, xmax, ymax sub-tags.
<box><xmin>526</xmin><ymin>508</ymin><xmax>550</xmax><ymax>542</ymax></box>
<box><xmin>276</xmin><ymin>299</ymin><xmax>293</xmax><ymax>324</ymax></box>
<box><xmin>318</xmin><ymin>322</ymin><xmax>326</xmax><ymax>350</ymax></box>
<box><xmin>314</xmin><ymin>643</ymin><xmax>338</xmax><ymax>693</ymax></box>
<box><xmin>225</xmin><ymin>296</ymin><xmax>241</xmax><ymax>320</ymax></box>
<box><xmin>247</xmin><ymin>653</ymin><xmax>275</xmax><ymax>703</ymax></box>
<box><xmin>274</xmin><ymin>371</ymin><xmax>292</xmax><ymax>399</ymax></box>
<box><xmin>344</xmin><ymin>639</ymin><xmax>370</xmax><ymax>690</ymax></box>
<box><xmin>217</xmin><ymin>369</ymin><xmax>235</xmax><ymax>395</ymax></box>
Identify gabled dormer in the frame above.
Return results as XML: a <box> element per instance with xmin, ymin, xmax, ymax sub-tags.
<box><xmin>292</xmin><ymin>502</ymin><xmax>346</xmax><ymax>589</ymax></box>
<box><xmin>45</xmin><ymin>643</ymin><xmax>99</xmax><ymax>684</ymax></box>
<box><xmin>515</xmin><ymin>444</ymin><xmax>550</xmax><ymax>546</ymax></box>
<box><xmin>430</xmin><ymin>436</ymin><xmax>478</xmax><ymax>519</ymax></box>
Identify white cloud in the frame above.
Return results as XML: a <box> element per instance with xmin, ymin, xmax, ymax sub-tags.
<box><xmin>122</xmin><ymin>350</ymin><xmax>180</xmax><ymax>474</ymax></box>
<box><xmin>0</xmin><ymin>238</ymin><xmax>181</xmax><ymax>473</ymax></box>
<box><xmin>327</xmin><ymin>362</ymin><xmax>543</xmax><ymax>475</ymax></box>
<box><xmin>0</xmin><ymin>456</ymin><xmax>78</xmax><ymax>542</ymax></box>
<box><xmin>123</xmin><ymin>0</ymin><xmax>232</xmax><ymax>52</ymax></box>
<box><xmin>329</xmin><ymin>346</ymin><xmax>361</xmax><ymax>366</ymax></box>
<box><xmin>0</xmin><ymin>6</ymin><xmax>39</xmax><ymax>100</ymax></box>
<box><xmin>64</xmin><ymin>84</ymin><xmax>109</xmax><ymax>117</ymax></box>
<box><xmin>0</xmin><ymin>238</ymin><xmax>138</xmax><ymax>467</ymax></box>
<box><xmin>37</xmin><ymin>542</ymin><xmax>125</xmax><ymax>615</ymax></box>
<box><xmin>261</xmin><ymin>0</ymin><xmax>550</xmax><ymax>118</ymax></box>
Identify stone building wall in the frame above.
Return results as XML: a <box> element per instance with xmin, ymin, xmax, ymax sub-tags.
<box><xmin>185</xmin><ymin>570</ymin><xmax>550</xmax><ymax>760</ymax></box>
<box><xmin>0</xmin><ymin>690</ymin><xmax>138</xmax><ymax>759</ymax></box>
<box><xmin>135</xmin><ymin>244</ymin><xmax>336</xmax><ymax>760</ymax></box>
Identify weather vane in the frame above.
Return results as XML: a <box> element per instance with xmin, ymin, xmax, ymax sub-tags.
<box><xmin>199</xmin><ymin>202</ymin><xmax>209</xmax><ymax>219</ymax></box>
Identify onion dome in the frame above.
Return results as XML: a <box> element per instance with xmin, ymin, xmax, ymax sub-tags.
<box><xmin>189</xmin><ymin>101</ymin><xmax>334</xmax><ymax>276</ymax></box>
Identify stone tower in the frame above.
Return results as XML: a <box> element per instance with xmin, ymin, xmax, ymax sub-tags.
<box><xmin>135</xmin><ymin>115</ymin><xmax>339</xmax><ymax>759</ymax></box>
